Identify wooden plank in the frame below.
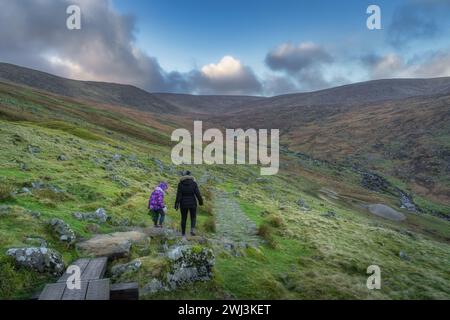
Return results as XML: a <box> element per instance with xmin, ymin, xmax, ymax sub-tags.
<box><xmin>39</xmin><ymin>283</ymin><xmax>66</xmax><ymax>300</ymax></box>
<box><xmin>81</xmin><ymin>257</ymin><xmax>108</xmax><ymax>281</ymax></box>
<box><xmin>61</xmin><ymin>281</ymin><xmax>88</xmax><ymax>300</ymax></box>
<box><xmin>110</xmin><ymin>282</ymin><xmax>139</xmax><ymax>300</ymax></box>
<box><xmin>86</xmin><ymin>279</ymin><xmax>110</xmax><ymax>300</ymax></box>
<box><xmin>57</xmin><ymin>258</ymin><xmax>91</xmax><ymax>283</ymax></box>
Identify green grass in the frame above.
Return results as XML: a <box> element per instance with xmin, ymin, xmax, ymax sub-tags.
<box><xmin>0</xmin><ymin>83</ymin><xmax>449</xmax><ymax>300</ymax></box>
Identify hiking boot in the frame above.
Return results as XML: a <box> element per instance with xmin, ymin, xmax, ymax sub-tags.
<box><xmin>182</xmin><ymin>236</ymin><xmax>187</xmax><ymax>242</ymax></box>
<box><xmin>190</xmin><ymin>230</ymin><xmax>196</xmax><ymax>236</ymax></box>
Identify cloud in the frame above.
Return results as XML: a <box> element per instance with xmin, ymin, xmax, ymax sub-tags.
<box><xmin>189</xmin><ymin>56</ymin><xmax>262</xmax><ymax>95</ymax></box>
<box><xmin>265</xmin><ymin>42</ymin><xmax>334</xmax><ymax>91</ymax></box>
<box><xmin>0</xmin><ymin>0</ymin><xmax>180</xmax><ymax>92</ymax></box>
<box><xmin>361</xmin><ymin>50</ymin><xmax>450</xmax><ymax>79</ymax></box>
<box><xmin>0</xmin><ymin>0</ymin><xmax>263</xmax><ymax>95</ymax></box>
<box><xmin>361</xmin><ymin>53</ymin><xmax>405</xmax><ymax>79</ymax></box>
<box><xmin>387</xmin><ymin>1</ymin><xmax>450</xmax><ymax>48</ymax></box>
<box><xmin>265</xmin><ymin>42</ymin><xmax>333</xmax><ymax>74</ymax></box>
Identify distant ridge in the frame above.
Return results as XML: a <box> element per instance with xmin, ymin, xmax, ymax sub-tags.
<box><xmin>2</xmin><ymin>62</ymin><xmax>450</xmax><ymax>114</ymax></box>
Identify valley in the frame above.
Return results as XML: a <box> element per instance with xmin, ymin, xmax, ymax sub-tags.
<box><xmin>0</xmin><ymin>63</ymin><xmax>449</xmax><ymax>300</ymax></box>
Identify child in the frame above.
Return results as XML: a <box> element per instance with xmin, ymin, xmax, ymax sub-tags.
<box><xmin>149</xmin><ymin>182</ymin><xmax>168</xmax><ymax>228</ymax></box>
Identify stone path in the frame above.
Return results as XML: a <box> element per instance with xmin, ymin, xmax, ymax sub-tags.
<box><xmin>213</xmin><ymin>191</ymin><xmax>260</xmax><ymax>248</ymax></box>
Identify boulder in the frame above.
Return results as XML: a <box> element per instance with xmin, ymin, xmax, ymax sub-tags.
<box><xmin>166</xmin><ymin>245</ymin><xmax>215</xmax><ymax>289</ymax></box>
<box><xmin>57</xmin><ymin>155</ymin><xmax>67</xmax><ymax>161</ymax></box>
<box><xmin>6</xmin><ymin>247</ymin><xmax>65</xmax><ymax>275</ymax></box>
<box><xmin>49</xmin><ymin>218</ymin><xmax>76</xmax><ymax>244</ymax></box>
<box><xmin>76</xmin><ymin>231</ymin><xmax>147</xmax><ymax>259</ymax></box>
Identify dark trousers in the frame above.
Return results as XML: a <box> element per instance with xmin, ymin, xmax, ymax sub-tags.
<box><xmin>180</xmin><ymin>207</ymin><xmax>197</xmax><ymax>236</ymax></box>
<box><xmin>151</xmin><ymin>208</ymin><xmax>165</xmax><ymax>226</ymax></box>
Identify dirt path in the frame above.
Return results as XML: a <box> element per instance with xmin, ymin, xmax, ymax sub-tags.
<box><xmin>213</xmin><ymin>191</ymin><xmax>260</xmax><ymax>247</ymax></box>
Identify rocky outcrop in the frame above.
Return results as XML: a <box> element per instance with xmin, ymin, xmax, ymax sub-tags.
<box><xmin>111</xmin><ymin>259</ymin><xmax>142</xmax><ymax>278</ymax></box>
<box><xmin>73</xmin><ymin>208</ymin><xmax>109</xmax><ymax>224</ymax></box>
<box><xmin>166</xmin><ymin>245</ymin><xmax>215</xmax><ymax>290</ymax></box>
<box><xmin>49</xmin><ymin>219</ymin><xmax>76</xmax><ymax>244</ymax></box>
<box><xmin>6</xmin><ymin>247</ymin><xmax>65</xmax><ymax>275</ymax></box>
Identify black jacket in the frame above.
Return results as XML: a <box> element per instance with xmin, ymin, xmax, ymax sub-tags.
<box><xmin>175</xmin><ymin>176</ymin><xmax>203</xmax><ymax>209</ymax></box>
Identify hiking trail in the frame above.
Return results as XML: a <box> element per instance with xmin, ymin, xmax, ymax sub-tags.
<box><xmin>213</xmin><ymin>191</ymin><xmax>260</xmax><ymax>248</ymax></box>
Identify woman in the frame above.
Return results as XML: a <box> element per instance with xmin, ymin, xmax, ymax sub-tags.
<box><xmin>175</xmin><ymin>171</ymin><xmax>203</xmax><ymax>240</ymax></box>
<box><xmin>149</xmin><ymin>182</ymin><xmax>168</xmax><ymax>228</ymax></box>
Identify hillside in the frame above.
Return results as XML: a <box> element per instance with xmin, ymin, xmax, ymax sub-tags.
<box><xmin>0</xmin><ymin>76</ymin><xmax>450</xmax><ymax>300</ymax></box>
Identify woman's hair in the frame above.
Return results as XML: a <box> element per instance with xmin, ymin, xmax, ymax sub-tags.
<box><xmin>185</xmin><ymin>170</ymin><xmax>191</xmax><ymax>176</ymax></box>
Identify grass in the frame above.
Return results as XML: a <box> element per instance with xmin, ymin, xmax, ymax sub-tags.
<box><xmin>0</xmin><ymin>83</ymin><xmax>449</xmax><ymax>300</ymax></box>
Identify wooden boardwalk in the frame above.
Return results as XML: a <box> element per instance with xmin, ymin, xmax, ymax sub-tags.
<box><xmin>38</xmin><ymin>257</ymin><xmax>138</xmax><ymax>300</ymax></box>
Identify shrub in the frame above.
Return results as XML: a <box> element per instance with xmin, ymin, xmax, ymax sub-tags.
<box><xmin>0</xmin><ymin>184</ymin><xmax>15</xmax><ymax>202</ymax></box>
<box><xmin>265</xmin><ymin>214</ymin><xmax>284</xmax><ymax>229</ymax></box>
<box><xmin>257</xmin><ymin>223</ymin><xmax>277</xmax><ymax>248</ymax></box>
<box><xmin>203</xmin><ymin>216</ymin><xmax>216</xmax><ymax>233</ymax></box>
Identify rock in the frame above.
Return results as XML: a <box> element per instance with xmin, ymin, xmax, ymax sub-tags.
<box><xmin>73</xmin><ymin>208</ymin><xmax>109</xmax><ymax>224</ymax></box>
<box><xmin>27</xmin><ymin>145</ymin><xmax>41</xmax><ymax>155</ymax></box>
<box><xmin>361</xmin><ymin>172</ymin><xmax>392</xmax><ymax>193</ymax></box>
<box><xmin>25</xmin><ymin>209</ymin><xmax>41</xmax><ymax>219</ymax></box>
<box><xmin>49</xmin><ymin>219</ymin><xmax>76</xmax><ymax>244</ymax></box>
<box><xmin>143</xmin><ymin>279</ymin><xmax>167</xmax><ymax>295</ymax></box>
<box><xmin>399</xmin><ymin>192</ymin><xmax>417</xmax><ymax>212</ymax></box>
<box><xmin>399</xmin><ymin>251</ymin><xmax>411</xmax><ymax>261</ymax></box>
<box><xmin>322</xmin><ymin>210</ymin><xmax>337</xmax><ymax>219</ymax></box>
<box><xmin>112</xmin><ymin>154</ymin><xmax>122</xmax><ymax>161</ymax></box>
<box><xmin>19</xmin><ymin>187</ymin><xmax>32</xmax><ymax>194</ymax></box>
<box><xmin>111</xmin><ymin>259</ymin><xmax>142</xmax><ymax>278</ymax></box>
<box><xmin>297</xmin><ymin>199</ymin><xmax>311</xmax><ymax>211</ymax></box>
<box><xmin>367</xmin><ymin>204</ymin><xmax>406</xmax><ymax>221</ymax></box>
<box><xmin>6</xmin><ymin>247</ymin><xmax>64</xmax><ymax>275</ymax></box>
<box><xmin>57</xmin><ymin>155</ymin><xmax>67</xmax><ymax>161</ymax></box>
<box><xmin>166</xmin><ymin>245</ymin><xmax>215</xmax><ymax>289</ymax></box>
<box><xmin>76</xmin><ymin>231</ymin><xmax>147</xmax><ymax>259</ymax></box>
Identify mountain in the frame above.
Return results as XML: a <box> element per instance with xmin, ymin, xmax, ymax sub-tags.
<box><xmin>0</xmin><ymin>63</ymin><xmax>449</xmax><ymax>300</ymax></box>
<box><xmin>0</xmin><ymin>63</ymin><xmax>180</xmax><ymax>114</ymax></box>
<box><xmin>225</xmin><ymin>77</ymin><xmax>450</xmax><ymax>113</ymax></box>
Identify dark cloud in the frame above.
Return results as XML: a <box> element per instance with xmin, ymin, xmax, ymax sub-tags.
<box><xmin>387</xmin><ymin>0</ymin><xmax>450</xmax><ymax>48</ymax></box>
<box><xmin>0</xmin><ymin>0</ymin><xmax>262</xmax><ymax>95</ymax></box>
<box><xmin>265</xmin><ymin>42</ymin><xmax>334</xmax><ymax>91</ymax></box>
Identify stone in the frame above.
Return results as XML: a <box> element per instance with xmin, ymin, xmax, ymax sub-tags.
<box><xmin>49</xmin><ymin>219</ymin><xmax>76</xmax><ymax>244</ymax></box>
<box><xmin>112</xmin><ymin>154</ymin><xmax>122</xmax><ymax>161</ymax></box>
<box><xmin>76</xmin><ymin>231</ymin><xmax>147</xmax><ymax>259</ymax></box>
<box><xmin>143</xmin><ymin>279</ymin><xmax>167</xmax><ymax>295</ymax></box>
<box><xmin>399</xmin><ymin>192</ymin><xmax>417</xmax><ymax>212</ymax></box>
<box><xmin>322</xmin><ymin>210</ymin><xmax>337</xmax><ymax>219</ymax></box>
<box><xmin>111</xmin><ymin>259</ymin><xmax>142</xmax><ymax>278</ymax></box>
<box><xmin>166</xmin><ymin>245</ymin><xmax>215</xmax><ymax>289</ymax></box>
<box><xmin>27</xmin><ymin>145</ymin><xmax>41</xmax><ymax>155</ymax></box>
<box><xmin>399</xmin><ymin>251</ymin><xmax>411</xmax><ymax>261</ymax></box>
<box><xmin>73</xmin><ymin>208</ymin><xmax>109</xmax><ymax>224</ymax></box>
<box><xmin>297</xmin><ymin>199</ymin><xmax>311</xmax><ymax>211</ymax></box>
<box><xmin>6</xmin><ymin>247</ymin><xmax>65</xmax><ymax>275</ymax></box>
<box><xmin>57</xmin><ymin>155</ymin><xmax>67</xmax><ymax>161</ymax></box>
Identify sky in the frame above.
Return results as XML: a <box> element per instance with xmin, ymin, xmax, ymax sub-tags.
<box><xmin>1</xmin><ymin>0</ymin><xmax>450</xmax><ymax>96</ymax></box>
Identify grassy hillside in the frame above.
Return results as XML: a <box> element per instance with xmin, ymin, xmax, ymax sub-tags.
<box><xmin>0</xmin><ymin>81</ymin><xmax>449</xmax><ymax>300</ymax></box>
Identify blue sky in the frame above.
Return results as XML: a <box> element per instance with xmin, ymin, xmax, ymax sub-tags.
<box><xmin>1</xmin><ymin>0</ymin><xmax>450</xmax><ymax>95</ymax></box>
<box><xmin>112</xmin><ymin>0</ymin><xmax>398</xmax><ymax>72</ymax></box>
